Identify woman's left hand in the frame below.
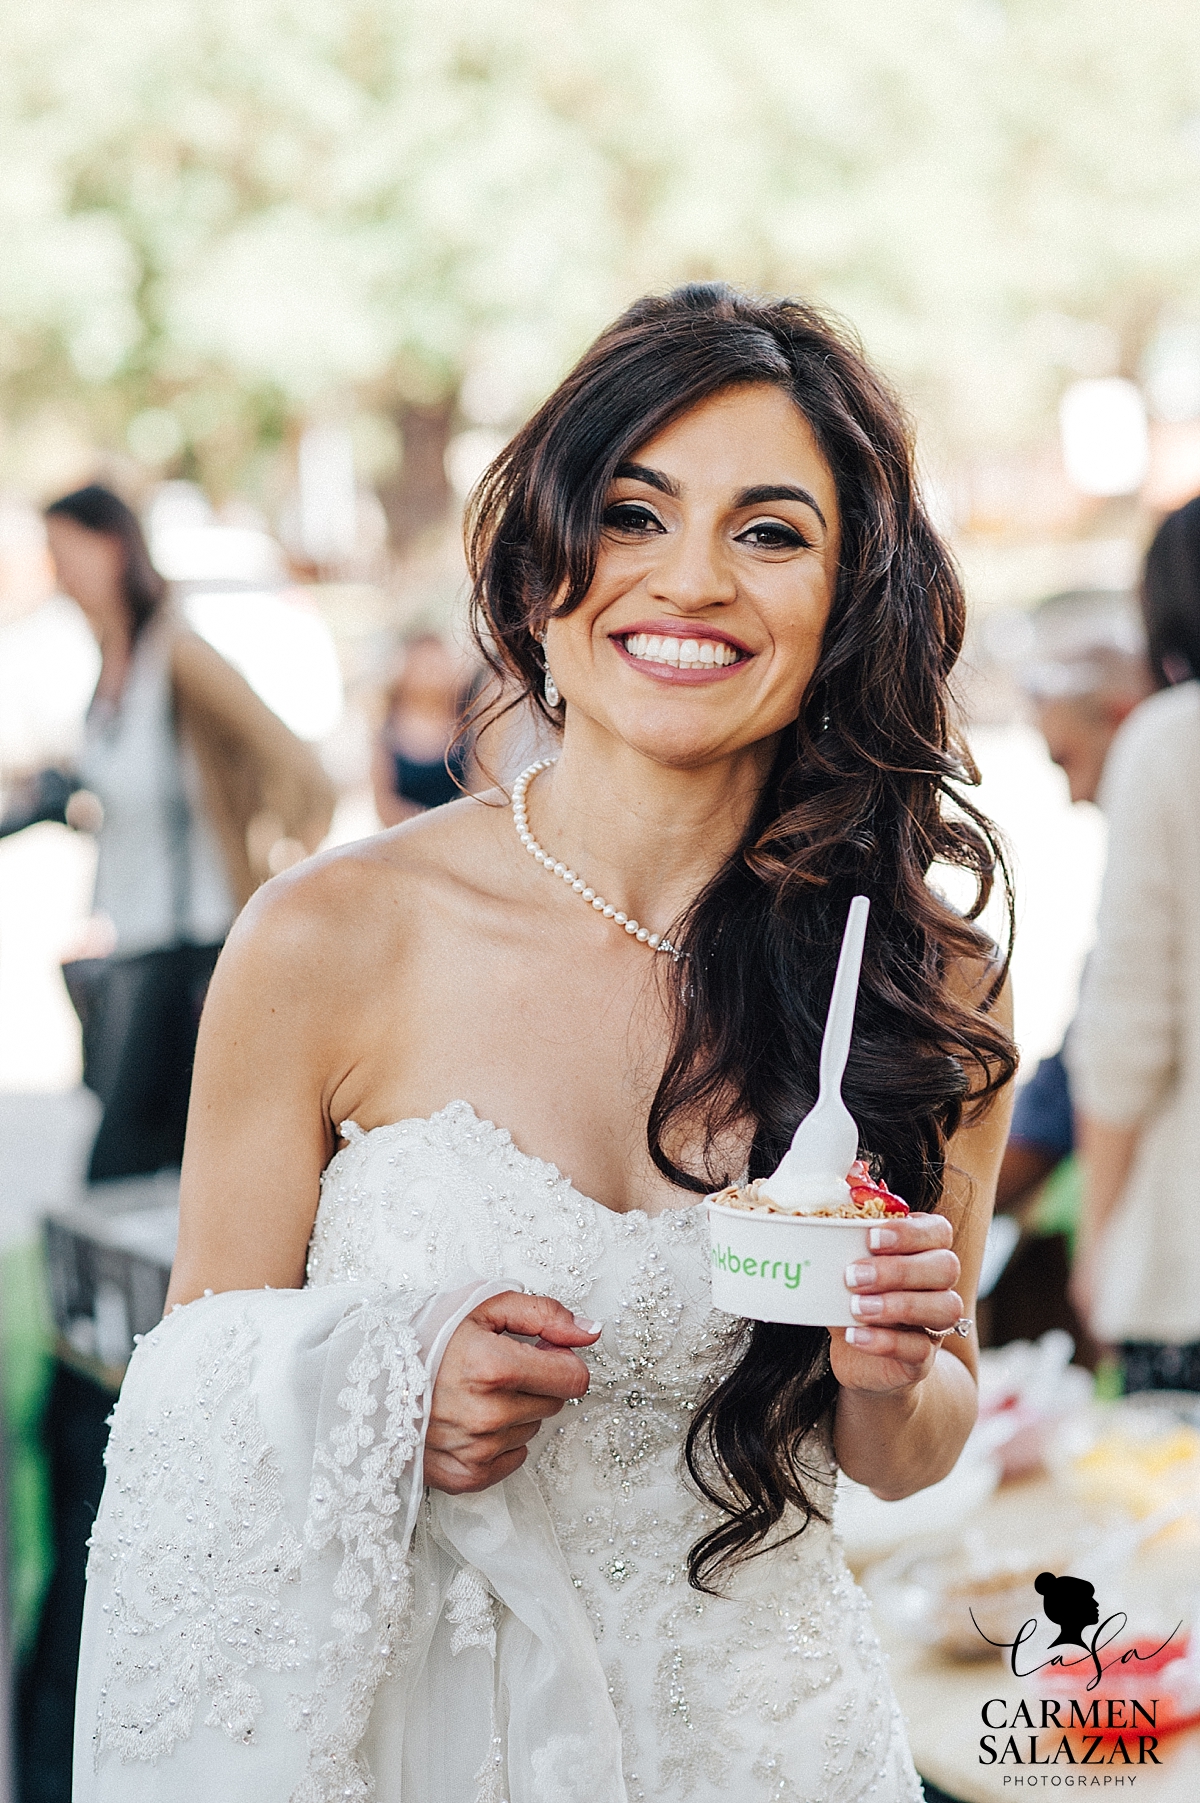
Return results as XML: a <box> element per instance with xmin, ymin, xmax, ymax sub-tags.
<box><xmin>828</xmin><ymin>1212</ymin><xmax>964</xmax><ymax>1394</ymax></box>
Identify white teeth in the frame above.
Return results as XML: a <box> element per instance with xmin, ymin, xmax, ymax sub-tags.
<box><xmin>621</xmin><ymin>634</ymin><xmax>739</xmax><ymax>669</ymax></box>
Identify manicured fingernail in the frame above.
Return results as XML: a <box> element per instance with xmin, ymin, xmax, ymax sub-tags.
<box><xmin>573</xmin><ymin>1314</ymin><xmax>602</xmax><ymax>1334</ymax></box>
<box><xmin>850</xmin><ymin>1293</ymin><xmax>884</xmax><ymax>1318</ymax></box>
<box><xmin>869</xmin><ymin>1226</ymin><xmax>899</xmax><ymax>1250</ymax></box>
<box><xmin>845</xmin><ymin>1325</ymin><xmax>876</xmax><ymax>1345</ymax></box>
<box><xmin>845</xmin><ymin>1262</ymin><xmax>875</xmax><ymax>1289</ymax></box>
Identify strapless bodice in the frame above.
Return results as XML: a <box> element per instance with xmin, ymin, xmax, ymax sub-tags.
<box><xmin>308</xmin><ymin>1098</ymin><xmax>722</xmax><ymax>1385</ymax></box>
<box><xmin>308</xmin><ymin>1101</ymin><xmax>920</xmax><ymax>1803</ymax></box>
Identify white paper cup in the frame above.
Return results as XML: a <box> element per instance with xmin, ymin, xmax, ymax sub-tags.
<box><xmin>708</xmin><ymin>1200</ymin><xmax>870</xmax><ymax>1327</ymax></box>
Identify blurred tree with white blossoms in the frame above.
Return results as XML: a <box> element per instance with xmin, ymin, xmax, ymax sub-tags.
<box><xmin>1</xmin><ymin>0</ymin><xmax>1200</xmax><ymax>520</ymax></box>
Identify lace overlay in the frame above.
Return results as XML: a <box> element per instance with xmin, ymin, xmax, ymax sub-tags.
<box><xmin>89</xmin><ymin>1313</ymin><xmax>309</xmax><ymax>1764</ymax></box>
<box><xmin>309</xmin><ymin>1102</ymin><xmax>921</xmax><ymax>1802</ymax></box>
<box><xmin>79</xmin><ymin>1288</ymin><xmax>432</xmax><ymax>1802</ymax></box>
<box><xmin>290</xmin><ymin>1297</ymin><xmax>428</xmax><ymax>1802</ymax></box>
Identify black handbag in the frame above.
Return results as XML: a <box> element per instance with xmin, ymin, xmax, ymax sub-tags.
<box><xmin>60</xmin><ymin>777</ymin><xmax>221</xmax><ymax>1182</ymax></box>
<box><xmin>62</xmin><ymin>942</ymin><xmax>221</xmax><ymax>1181</ymax></box>
<box><xmin>0</xmin><ymin>766</ymin><xmax>75</xmax><ymax>839</ymax></box>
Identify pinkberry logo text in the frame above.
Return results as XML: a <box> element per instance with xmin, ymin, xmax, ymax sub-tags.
<box><xmin>709</xmin><ymin>1243</ymin><xmax>810</xmax><ymax>1288</ymax></box>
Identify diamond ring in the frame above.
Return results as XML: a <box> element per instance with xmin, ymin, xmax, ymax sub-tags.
<box><xmin>924</xmin><ymin>1316</ymin><xmax>973</xmax><ymax>1344</ymax></box>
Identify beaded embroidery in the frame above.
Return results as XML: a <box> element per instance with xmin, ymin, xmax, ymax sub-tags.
<box><xmin>87</xmin><ymin>1294</ymin><xmax>428</xmax><ymax>1803</ymax></box>
<box><xmin>81</xmin><ymin>1102</ymin><xmax>921</xmax><ymax>1802</ymax></box>
<box><xmin>290</xmin><ymin>1298</ymin><xmax>428</xmax><ymax>1802</ymax></box>
<box><xmin>307</xmin><ymin>1102</ymin><xmax>922</xmax><ymax>1802</ymax></box>
<box><xmin>88</xmin><ymin>1314</ymin><xmax>309</xmax><ymax>1765</ymax></box>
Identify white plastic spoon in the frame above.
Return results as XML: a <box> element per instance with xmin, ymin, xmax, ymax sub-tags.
<box><xmin>765</xmin><ymin>894</ymin><xmax>870</xmax><ymax>1206</ymax></box>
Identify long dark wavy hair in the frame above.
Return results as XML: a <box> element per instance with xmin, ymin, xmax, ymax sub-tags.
<box><xmin>1141</xmin><ymin>492</ymin><xmax>1200</xmax><ymax>687</ymax></box>
<box><xmin>466</xmin><ymin>283</ymin><xmax>1017</xmax><ymax>1591</ymax></box>
<box><xmin>45</xmin><ymin>483</ymin><xmax>167</xmax><ymax>641</ymax></box>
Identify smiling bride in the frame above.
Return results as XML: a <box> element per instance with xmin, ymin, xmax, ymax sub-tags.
<box><xmin>75</xmin><ymin>284</ymin><xmax>1016</xmax><ymax>1803</ymax></box>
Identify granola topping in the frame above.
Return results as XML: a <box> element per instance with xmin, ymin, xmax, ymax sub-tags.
<box><xmin>710</xmin><ymin>1160</ymin><xmax>910</xmax><ymax>1219</ymax></box>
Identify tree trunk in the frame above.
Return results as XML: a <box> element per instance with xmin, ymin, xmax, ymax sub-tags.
<box><xmin>380</xmin><ymin>398</ymin><xmax>456</xmax><ymax>550</ymax></box>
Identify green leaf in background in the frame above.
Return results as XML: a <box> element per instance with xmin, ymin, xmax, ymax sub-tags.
<box><xmin>1</xmin><ymin>1240</ymin><xmax>54</xmax><ymax>1661</ymax></box>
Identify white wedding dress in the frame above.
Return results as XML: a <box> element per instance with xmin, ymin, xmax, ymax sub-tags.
<box><xmin>75</xmin><ymin>1101</ymin><xmax>921</xmax><ymax>1803</ymax></box>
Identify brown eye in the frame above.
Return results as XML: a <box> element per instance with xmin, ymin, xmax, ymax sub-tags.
<box><xmin>603</xmin><ymin>503</ymin><xmax>665</xmax><ymax>535</ymax></box>
<box><xmin>737</xmin><ymin>520</ymin><xmax>808</xmax><ymax>550</ymax></box>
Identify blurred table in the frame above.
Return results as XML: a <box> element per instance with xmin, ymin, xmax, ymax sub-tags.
<box><xmin>867</xmin><ymin>1473</ymin><xmax>1200</xmax><ymax>1801</ymax></box>
<box><xmin>42</xmin><ymin>1168</ymin><xmax>178</xmax><ymax>1384</ymax></box>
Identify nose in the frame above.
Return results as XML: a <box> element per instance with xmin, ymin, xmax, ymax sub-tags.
<box><xmin>645</xmin><ymin>517</ymin><xmax>737</xmax><ymax>613</ymax></box>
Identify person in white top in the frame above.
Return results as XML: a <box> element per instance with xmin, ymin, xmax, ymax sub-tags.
<box><xmin>987</xmin><ymin>596</ymin><xmax>1150</xmax><ymax>1359</ymax></box>
<box><xmin>1069</xmin><ymin>494</ymin><xmax>1200</xmax><ymax>1391</ymax></box>
<box><xmin>42</xmin><ymin>486</ymin><xmax>334</xmax><ymax>1181</ymax></box>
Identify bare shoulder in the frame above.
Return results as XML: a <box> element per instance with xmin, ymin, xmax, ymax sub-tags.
<box><xmin>944</xmin><ymin>941</ymin><xmax>1014</xmax><ymax>1032</ymax></box>
<box><xmin>940</xmin><ymin>943</ymin><xmax>1015</xmax><ymax>1178</ymax></box>
<box><xmin>218</xmin><ymin>791</ymin><xmax>511</xmax><ymax>1004</ymax></box>
<box><xmin>941</xmin><ymin>948</ymin><xmax>1015</xmax><ymax>1195</ymax></box>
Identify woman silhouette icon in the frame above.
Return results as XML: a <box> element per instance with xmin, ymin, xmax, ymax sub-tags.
<box><xmin>1034</xmin><ymin>1572</ymin><xmax>1100</xmax><ymax>1648</ymax></box>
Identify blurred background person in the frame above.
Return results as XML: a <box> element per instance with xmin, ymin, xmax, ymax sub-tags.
<box><xmin>985</xmin><ymin>593</ymin><xmax>1151</xmax><ymax>1362</ymax></box>
<box><xmin>40</xmin><ymin>484</ymin><xmax>335</xmax><ymax>1181</ymax></box>
<box><xmin>7</xmin><ymin>482</ymin><xmax>334</xmax><ymax>1803</ymax></box>
<box><xmin>1070</xmin><ymin>499</ymin><xmax>1200</xmax><ymax>1395</ymax></box>
<box><xmin>370</xmin><ymin>630</ymin><xmax>476</xmax><ymax>823</ymax></box>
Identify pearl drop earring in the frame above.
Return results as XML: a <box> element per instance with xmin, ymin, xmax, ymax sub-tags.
<box><xmin>534</xmin><ymin>629</ymin><xmax>560</xmax><ymax>707</ymax></box>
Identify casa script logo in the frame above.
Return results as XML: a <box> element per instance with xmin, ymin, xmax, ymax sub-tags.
<box><xmin>970</xmin><ymin>1570</ymin><xmax>1183</xmax><ymax>1778</ymax></box>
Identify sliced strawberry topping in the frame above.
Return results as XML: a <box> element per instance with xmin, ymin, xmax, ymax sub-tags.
<box><xmin>846</xmin><ymin>1158</ymin><xmax>910</xmax><ymax>1215</ymax></box>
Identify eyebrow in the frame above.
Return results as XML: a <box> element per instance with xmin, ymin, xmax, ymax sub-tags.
<box><xmin>613</xmin><ymin>462</ymin><xmax>679</xmax><ymax>496</ymax></box>
<box><xmin>611</xmin><ymin>464</ymin><xmax>827</xmax><ymax>530</ymax></box>
<box><xmin>734</xmin><ymin>484</ymin><xmax>827</xmax><ymax>528</ymax></box>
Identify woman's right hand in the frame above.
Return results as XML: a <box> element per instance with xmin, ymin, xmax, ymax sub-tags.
<box><xmin>425</xmin><ymin>1292</ymin><xmax>602</xmax><ymax>1494</ymax></box>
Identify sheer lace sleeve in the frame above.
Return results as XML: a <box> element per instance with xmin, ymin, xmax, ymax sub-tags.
<box><xmin>74</xmin><ymin>1282</ymin><xmax>628</xmax><ymax>1803</ymax></box>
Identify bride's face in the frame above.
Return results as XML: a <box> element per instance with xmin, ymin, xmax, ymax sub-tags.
<box><xmin>543</xmin><ymin>382</ymin><xmax>841</xmax><ymax>769</ymax></box>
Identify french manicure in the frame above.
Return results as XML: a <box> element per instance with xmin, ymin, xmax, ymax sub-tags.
<box><xmin>845</xmin><ymin>1262</ymin><xmax>875</xmax><ymax>1290</ymax></box>
<box><xmin>868</xmin><ymin>1226</ymin><xmax>900</xmax><ymax>1251</ymax></box>
<box><xmin>845</xmin><ymin>1325</ymin><xmax>876</xmax><ymax>1345</ymax></box>
<box><xmin>849</xmin><ymin>1294</ymin><xmax>884</xmax><ymax>1318</ymax></box>
<box><xmin>572</xmin><ymin>1314</ymin><xmax>603</xmax><ymax>1334</ymax></box>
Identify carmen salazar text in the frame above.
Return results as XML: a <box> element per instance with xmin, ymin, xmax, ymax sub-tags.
<box><xmin>979</xmin><ymin>1697</ymin><xmax>1160</xmax><ymax>1766</ymax></box>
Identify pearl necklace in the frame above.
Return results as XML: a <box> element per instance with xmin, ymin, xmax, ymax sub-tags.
<box><xmin>512</xmin><ymin>759</ymin><xmax>680</xmax><ymax>957</ymax></box>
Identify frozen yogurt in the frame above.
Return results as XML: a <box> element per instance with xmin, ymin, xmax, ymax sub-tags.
<box><xmin>711</xmin><ymin>1159</ymin><xmax>910</xmax><ymax>1220</ymax></box>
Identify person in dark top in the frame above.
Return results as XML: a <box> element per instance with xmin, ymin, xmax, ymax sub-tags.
<box><xmin>1005</xmin><ymin>1048</ymin><xmax>1074</xmax><ymax>1183</ymax></box>
<box><xmin>370</xmin><ymin>632</ymin><xmax>476</xmax><ymax>823</ymax></box>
